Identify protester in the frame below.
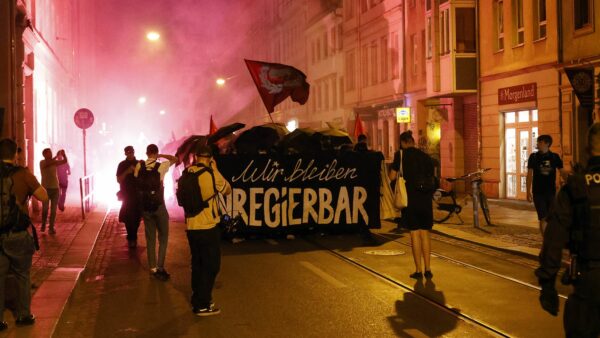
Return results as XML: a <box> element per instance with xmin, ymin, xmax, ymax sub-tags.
<box><xmin>354</xmin><ymin>134</ymin><xmax>369</xmax><ymax>152</ymax></box>
<box><xmin>0</xmin><ymin>139</ymin><xmax>48</xmax><ymax>331</ymax></box>
<box><xmin>39</xmin><ymin>148</ymin><xmax>68</xmax><ymax>234</ymax></box>
<box><xmin>117</xmin><ymin>146</ymin><xmax>142</xmax><ymax>248</ymax></box>
<box><xmin>389</xmin><ymin>131</ymin><xmax>435</xmax><ymax>279</ymax></box>
<box><xmin>182</xmin><ymin>144</ymin><xmax>231</xmax><ymax>316</ymax></box>
<box><xmin>56</xmin><ymin>152</ymin><xmax>70</xmax><ymax>211</ymax></box>
<box><xmin>134</xmin><ymin>144</ymin><xmax>177</xmax><ymax>281</ymax></box>
<box><xmin>526</xmin><ymin>134</ymin><xmax>565</xmax><ymax>235</ymax></box>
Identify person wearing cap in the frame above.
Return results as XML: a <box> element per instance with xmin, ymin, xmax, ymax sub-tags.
<box><xmin>184</xmin><ymin>144</ymin><xmax>231</xmax><ymax>316</ymax></box>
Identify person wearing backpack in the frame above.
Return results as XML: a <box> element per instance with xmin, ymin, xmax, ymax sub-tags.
<box><xmin>0</xmin><ymin>139</ymin><xmax>48</xmax><ymax>331</ymax></box>
<box><xmin>134</xmin><ymin>144</ymin><xmax>177</xmax><ymax>281</ymax></box>
<box><xmin>179</xmin><ymin>144</ymin><xmax>231</xmax><ymax>316</ymax></box>
<box><xmin>389</xmin><ymin>131</ymin><xmax>436</xmax><ymax>280</ymax></box>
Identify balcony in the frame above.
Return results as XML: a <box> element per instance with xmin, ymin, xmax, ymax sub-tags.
<box><xmin>426</xmin><ymin>1</ymin><xmax>477</xmax><ymax>97</ymax></box>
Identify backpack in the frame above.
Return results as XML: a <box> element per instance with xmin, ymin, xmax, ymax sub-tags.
<box><xmin>176</xmin><ymin>164</ymin><xmax>215</xmax><ymax>218</ymax></box>
<box><xmin>137</xmin><ymin>161</ymin><xmax>164</xmax><ymax>212</ymax></box>
<box><xmin>0</xmin><ymin>163</ymin><xmax>21</xmax><ymax>232</ymax></box>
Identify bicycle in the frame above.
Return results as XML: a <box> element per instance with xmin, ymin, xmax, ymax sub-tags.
<box><xmin>432</xmin><ymin>168</ymin><xmax>492</xmax><ymax>227</ymax></box>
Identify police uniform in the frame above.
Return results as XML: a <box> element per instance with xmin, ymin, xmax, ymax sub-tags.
<box><xmin>536</xmin><ymin>156</ymin><xmax>600</xmax><ymax>338</ymax></box>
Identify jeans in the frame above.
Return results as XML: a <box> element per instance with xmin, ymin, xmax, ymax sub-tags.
<box><xmin>42</xmin><ymin>188</ymin><xmax>59</xmax><ymax>229</ymax></box>
<box><xmin>142</xmin><ymin>204</ymin><xmax>169</xmax><ymax>270</ymax></box>
<box><xmin>0</xmin><ymin>231</ymin><xmax>35</xmax><ymax>320</ymax></box>
<box><xmin>186</xmin><ymin>226</ymin><xmax>221</xmax><ymax>309</ymax></box>
<box><xmin>58</xmin><ymin>183</ymin><xmax>68</xmax><ymax>210</ymax></box>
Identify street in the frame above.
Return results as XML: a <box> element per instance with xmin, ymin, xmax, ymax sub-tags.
<box><xmin>51</xmin><ymin>206</ymin><xmax>563</xmax><ymax>338</ymax></box>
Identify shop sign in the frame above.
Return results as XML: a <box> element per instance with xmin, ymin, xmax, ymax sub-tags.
<box><xmin>377</xmin><ymin>108</ymin><xmax>396</xmax><ymax>118</ymax></box>
<box><xmin>395</xmin><ymin>107</ymin><xmax>411</xmax><ymax>123</ymax></box>
<box><xmin>498</xmin><ymin>83</ymin><xmax>537</xmax><ymax>105</ymax></box>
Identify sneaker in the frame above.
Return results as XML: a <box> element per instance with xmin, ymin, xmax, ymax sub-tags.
<box><xmin>424</xmin><ymin>270</ymin><xmax>433</xmax><ymax>279</ymax></box>
<box><xmin>15</xmin><ymin>314</ymin><xmax>35</xmax><ymax>326</ymax></box>
<box><xmin>0</xmin><ymin>321</ymin><xmax>7</xmax><ymax>331</ymax></box>
<box><xmin>193</xmin><ymin>304</ymin><xmax>221</xmax><ymax>317</ymax></box>
<box><xmin>49</xmin><ymin>228</ymin><xmax>56</xmax><ymax>235</ymax></box>
<box><xmin>409</xmin><ymin>272</ymin><xmax>423</xmax><ymax>279</ymax></box>
<box><xmin>153</xmin><ymin>269</ymin><xmax>170</xmax><ymax>281</ymax></box>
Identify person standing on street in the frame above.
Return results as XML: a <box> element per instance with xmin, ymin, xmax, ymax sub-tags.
<box><xmin>536</xmin><ymin>123</ymin><xmax>600</xmax><ymax>338</ymax></box>
<box><xmin>56</xmin><ymin>151</ymin><xmax>70</xmax><ymax>212</ymax></box>
<box><xmin>39</xmin><ymin>148</ymin><xmax>67</xmax><ymax>234</ymax></box>
<box><xmin>526</xmin><ymin>134</ymin><xmax>565</xmax><ymax>235</ymax></box>
<box><xmin>389</xmin><ymin>131</ymin><xmax>436</xmax><ymax>280</ymax></box>
<box><xmin>117</xmin><ymin>146</ymin><xmax>142</xmax><ymax>248</ymax></box>
<box><xmin>181</xmin><ymin>144</ymin><xmax>231</xmax><ymax>316</ymax></box>
<box><xmin>0</xmin><ymin>139</ymin><xmax>48</xmax><ymax>331</ymax></box>
<box><xmin>134</xmin><ymin>144</ymin><xmax>177</xmax><ymax>281</ymax></box>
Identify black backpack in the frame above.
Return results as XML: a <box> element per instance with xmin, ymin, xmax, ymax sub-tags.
<box><xmin>0</xmin><ymin>163</ymin><xmax>21</xmax><ymax>231</ymax></box>
<box><xmin>137</xmin><ymin>161</ymin><xmax>164</xmax><ymax>212</ymax></box>
<box><xmin>176</xmin><ymin>164</ymin><xmax>215</xmax><ymax>218</ymax></box>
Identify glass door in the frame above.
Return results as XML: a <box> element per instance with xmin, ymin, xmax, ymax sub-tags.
<box><xmin>504</xmin><ymin>110</ymin><xmax>538</xmax><ymax>199</ymax></box>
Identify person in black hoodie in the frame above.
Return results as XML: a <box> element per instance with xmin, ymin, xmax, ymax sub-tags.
<box><xmin>389</xmin><ymin>131</ymin><xmax>435</xmax><ymax>279</ymax></box>
<box><xmin>116</xmin><ymin>146</ymin><xmax>142</xmax><ymax>248</ymax></box>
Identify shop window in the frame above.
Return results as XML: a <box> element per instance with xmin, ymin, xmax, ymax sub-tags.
<box><xmin>518</xmin><ymin>110</ymin><xmax>529</xmax><ymax>122</ymax></box>
<box><xmin>532</xmin><ymin>109</ymin><xmax>538</xmax><ymax>121</ymax></box>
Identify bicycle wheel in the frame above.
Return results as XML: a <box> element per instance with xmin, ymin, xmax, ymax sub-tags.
<box><xmin>432</xmin><ymin>190</ymin><xmax>457</xmax><ymax>223</ymax></box>
<box><xmin>479</xmin><ymin>192</ymin><xmax>492</xmax><ymax>225</ymax></box>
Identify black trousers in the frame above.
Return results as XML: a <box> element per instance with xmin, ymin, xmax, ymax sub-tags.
<box><xmin>186</xmin><ymin>227</ymin><xmax>221</xmax><ymax>309</ymax></box>
<box><xmin>564</xmin><ymin>268</ymin><xmax>600</xmax><ymax>338</ymax></box>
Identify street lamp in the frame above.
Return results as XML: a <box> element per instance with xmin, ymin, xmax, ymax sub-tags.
<box><xmin>138</xmin><ymin>96</ymin><xmax>147</xmax><ymax>104</ymax></box>
<box><xmin>159</xmin><ymin>110</ymin><xmax>166</xmax><ymax>115</ymax></box>
<box><xmin>216</xmin><ymin>78</ymin><xmax>226</xmax><ymax>87</ymax></box>
<box><xmin>146</xmin><ymin>31</ymin><xmax>160</xmax><ymax>42</ymax></box>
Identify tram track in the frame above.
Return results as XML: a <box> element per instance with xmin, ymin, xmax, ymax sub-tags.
<box><xmin>302</xmin><ymin>236</ymin><xmax>511</xmax><ymax>338</ymax></box>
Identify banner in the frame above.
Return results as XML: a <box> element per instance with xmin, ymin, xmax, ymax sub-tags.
<box><xmin>216</xmin><ymin>152</ymin><xmax>383</xmax><ymax>230</ymax></box>
<box><xmin>565</xmin><ymin>68</ymin><xmax>595</xmax><ymax>109</ymax></box>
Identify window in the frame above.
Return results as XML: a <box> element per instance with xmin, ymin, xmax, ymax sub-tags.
<box><xmin>323</xmin><ymin>32</ymin><xmax>328</xmax><ymax>58</ymax></box>
<box><xmin>345</xmin><ymin>0</ymin><xmax>354</xmax><ymax>20</ymax></box>
<box><xmin>495</xmin><ymin>0</ymin><xmax>504</xmax><ymax>50</ymax></box>
<box><xmin>575</xmin><ymin>0</ymin><xmax>592</xmax><ymax>30</ymax></box>
<box><xmin>426</xmin><ymin>16</ymin><xmax>433</xmax><ymax>58</ymax></box>
<box><xmin>381</xmin><ymin>36</ymin><xmax>388</xmax><ymax>82</ymax></box>
<box><xmin>311</xmin><ymin>41</ymin><xmax>316</xmax><ymax>64</ymax></box>
<box><xmin>411</xmin><ymin>34</ymin><xmax>418</xmax><ymax>75</ymax></box>
<box><xmin>534</xmin><ymin>0</ymin><xmax>547</xmax><ymax>39</ymax></box>
<box><xmin>421</xmin><ymin>29</ymin><xmax>426</xmax><ymax>75</ymax></box>
<box><xmin>391</xmin><ymin>32</ymin><xmax>399</xmax><ymax>79</ymax></box>
<box><xmin>346</xmin><ymin>50</ymin><xmax>356</xmax><ymax>91</ymax></box>
<box><xmin>371</xmin><ymin>41</ymin><xmax>378</xmax><ymax>85</ymax></box>
<box><xmin>332</xmin><ymin>78</ymin><xmax>337</xmax><ymax>108</ymax></box>
<box><xmin>440</xmin><ymin>8</ymin><xmax>450</xmax><ymax>55</ymax></box>
<box><xmin>362</xmin><ymin>45</ymin><xmax>369</xmax><ymax>87</ymax></box>
<box><xmin>514</xmin><ymin>0</ymin><xmax>524</xmax><ymax>45</ymax></box>
<box><xmin>316</xmin><ymin>38</ymin><xmax>321</xmax><ymax>60</ymax></box>
<box><xmin>456</xmin><ymin>8</ymin><xmax>476</xmax><ymax>53</ymax></box>
<box><xmin>324</xmin><ymin>82</ymin><xmax>329</xmax><ymax>110</ymax></box>
<box><xmin>331</xmin><ymin>27</ymin><xmax>336</xmax><ymax>55</ymax></box>
<box><xmin>337</xmin><ymin>24</ymin><xmax>343</xmax><ymax>50</ymax></box>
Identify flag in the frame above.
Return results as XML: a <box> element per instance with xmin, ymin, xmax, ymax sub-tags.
<box><xmin>209</xmin><ymin>115</ymin><xmax>218</xmax><ymax>135</ymax></box>
<box><xmin>354</xmin><ymin>114</ymin><xmax>366</xmax><ymax>138</ymax></box>
<box><xmin>244</xmin><ymin>59</ymin><xmax>310</xmax><ymax>113</ymax></box>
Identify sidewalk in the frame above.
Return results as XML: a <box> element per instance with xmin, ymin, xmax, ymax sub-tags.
<box><xmin>2</xmin><ymin>202</ymin><xmax>109</xmax><ymax>337</ymax></box>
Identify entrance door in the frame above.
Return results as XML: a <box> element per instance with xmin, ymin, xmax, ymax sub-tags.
<box><xmin>504</xmin><ymin>110</ymin><xmax>538</xmax><ymax>199</ymax></box>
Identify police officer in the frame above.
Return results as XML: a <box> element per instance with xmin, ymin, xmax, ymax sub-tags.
<box><xmin>536</xmin><ymin>123</ymin><xmax>600</xmax><ymax>337</ymax></box>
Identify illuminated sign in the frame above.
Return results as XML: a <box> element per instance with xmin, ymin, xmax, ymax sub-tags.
<box><xmin>396</xmin><ymin>107</ymin><xmax>411</xmax><ymax>123</ymax></box>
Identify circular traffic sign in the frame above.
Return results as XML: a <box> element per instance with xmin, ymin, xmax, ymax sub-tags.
<box><xmin>74</xmin><ymin>108</ymin><xmax>94</xmax><ymax>129</ymax></box>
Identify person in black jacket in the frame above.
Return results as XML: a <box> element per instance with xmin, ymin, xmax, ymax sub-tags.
<box><xmin>389</xmin><ymin>131</ymin><xmax>435</xmax><ymax>279</ymax></box>
<box><xmin>536</xmin><ymin>123</ymin><xmax>600</xmax><ymax>337</ymax></box>
<box><xmin>116</xmin><ymin>146</ymin><xmax>142</xmax><ymax>249</ymax></box>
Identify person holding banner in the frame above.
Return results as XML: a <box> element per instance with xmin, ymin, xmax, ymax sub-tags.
<box><xmin>389</xmin><ymin>131</ymin><xmax>435</xmax><ymax>279</ymax></box>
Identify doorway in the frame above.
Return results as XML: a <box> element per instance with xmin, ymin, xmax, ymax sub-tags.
<box><xmin>504</xmin><ymin>110</ymin><xmax>538</xmax><ymax>199</ymax></box>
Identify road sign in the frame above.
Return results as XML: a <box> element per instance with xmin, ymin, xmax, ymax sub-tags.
<box><xmin>74</xmin><ymin>108</ymin><xmax>94</xmax><ymax>130</ymax></box>
<box><xmin>396</xmin><ymin>107</ymin><xmax>411</xmax><ymax>123</ymax></box>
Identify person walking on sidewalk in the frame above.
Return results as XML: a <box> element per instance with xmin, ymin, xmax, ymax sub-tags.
<box><xmin>134</xmin><ymin>144</ymin><xmax>177</xmax><ymax>281</ymax></box>
<box><xmin>526</xmin><ymin>135</ymin><xmax>565</xmax><ymax>235</ymax></box>
<box><xmin>389</xmin><ymin>131</ymin><xmax>436</xmax><ymax>280</ymax></box>
<box><xmin>39</xmin><ymin>148</ymin><xmax>68</xmax><ymax>234</ymax></box>
<box><xmin>0</xmin><ymin>139</ymin><xmax>48</xmax><ymax>331</ymax></box>
<box><xmin>56</xmin><ymin>151</ymin><xmax>70</xmax><ymax>212</ymax></box>
<box><xmin>181</xmin><ymin>144</ymin><xmax>231</xmax><ymax>316</ymax></box>
<box><xmin>536</xmin><ymin>123</ymin><xmax>600</xmax><ymax>337</ymax></box>
<box><xmin>117</xmin><ymin>146</ymin><xmax>142</xmax><ymax>248</ymax></box>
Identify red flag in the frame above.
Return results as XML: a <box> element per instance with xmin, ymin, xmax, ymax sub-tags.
<box><xmin>244</xmin><ymin>59</ymin><xmax>310</xmax><ymax>113</ymax></box>
<box><xmin>209</xmin><ymin>115</ymin><xmax>218</xmax><ymax>135</ymax></box>
<box><xmin>354</xmin><ymin>114</ymin><xmax>366</xmax><ymax>138</ymax></box>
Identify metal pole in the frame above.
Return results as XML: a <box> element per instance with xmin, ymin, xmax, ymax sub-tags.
<box><xmin>472</xmin><ymin>179</ymin><xmax>480</xmax><ymax>229</ymax></box>
<box><xmin>83</xmin><ymin>128</ymin><xmax>87</xmax><ymax>176</ymax></box>
<box><xmin>79</xmin><ymin>177</ymin><xmax>85</xmax><ymax>219</ymax></box>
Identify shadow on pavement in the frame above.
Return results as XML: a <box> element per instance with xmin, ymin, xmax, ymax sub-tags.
<box><xmin>388</xmin><ymin>279</ymin><xmax>458</xmax><ymax>337</ymax></box>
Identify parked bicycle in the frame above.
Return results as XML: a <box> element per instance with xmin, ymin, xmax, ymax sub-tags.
<box><xmin>432</xmin><ymin>168</ymin><xmax>492</xmax><ymax>227</ymax></box>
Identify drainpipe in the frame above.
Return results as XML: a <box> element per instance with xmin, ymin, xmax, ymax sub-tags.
<box><xmin>475</xmin><ymin>0</ymin><xmax>482</xmax><ymax>171</ymax></box>
<box><xmin>557</xmin><ymin>0</ymin><xmax>564</xmax><ymax>162</ymax></box>
<box><xmin>8</xmin><ymin>0</ymin><xmax>17</xmax><ymax>139</ymax></box>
